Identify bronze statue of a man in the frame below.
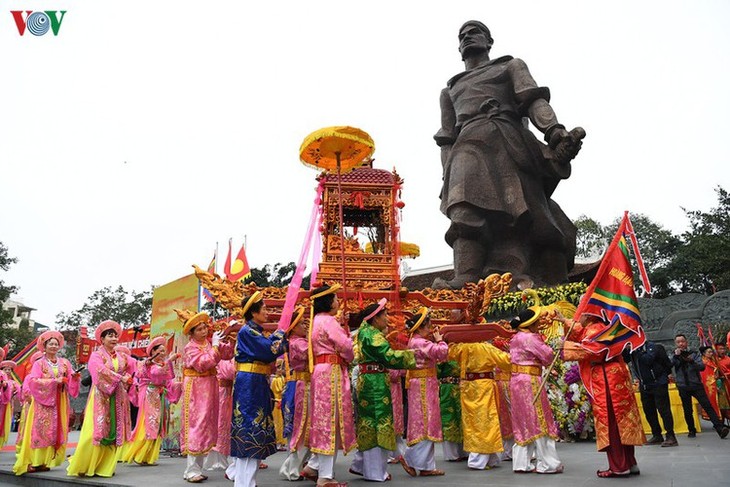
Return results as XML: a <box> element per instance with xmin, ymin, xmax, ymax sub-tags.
<box><xmin>434</xmin><ymin>20</ymin><xmax>584</xmax><ymax>290</ymax></box>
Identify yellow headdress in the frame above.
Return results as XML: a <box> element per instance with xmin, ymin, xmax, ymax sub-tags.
<box><xmin>285</xmin><ymin>306</ymin><xmax>306</xmax><ymax>336</ymax></box>
<box><xmin>407</xmin><ymin>307</ymin><xmax>430</xmax><ymax>335</ymax></box>
<box><xmin>310</xmin><ymin>283</ymin><xmax>341</xmax><ymax>300</ymax></box>
<box><xmin>183</xmin><ymin>312</ymin><xmax>210</xmax><ymax>335</ymax></box>
<box><xmin>241</xmin><ymin>291</ymin><xmax>264</xmax><ymax>318</ymax></box>
<box><xmin>510</xmin><ymin>306</ymin><xmax>541</xmax><ymax>330</ymax></box>
<box><xmin>308</xmin><ymin>283</ymin><xmax>342</xmax><ymax>373</ymax></box>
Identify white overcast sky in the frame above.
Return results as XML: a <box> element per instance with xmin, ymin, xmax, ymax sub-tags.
<box><xmin>2</xmin><ymin>0</ymin><xmax>729</xmax><ymax>326</ymax></box>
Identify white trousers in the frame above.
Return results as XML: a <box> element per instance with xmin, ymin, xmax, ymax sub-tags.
<box><xmin>500</xmin><ymin>437</ymin><xmax>515</xmax><ymax>461</ymax></box>
<box><xmin>467</xmin><ymin>452</ymin><xmax>501</xmax><ymax>470</ymax></box>
<box><xmin>307</xmin><ymin>453</ymin><xmax>320</xmax><ymax>471</ymax></box>
<box><xmin>351</xmin><ymin>447</ymin><xmax>389</xmax><ymax>481</ymax></box>
<box><xmin>225</xmin><ymin>461</ymin><xmax>236</xmax><ymax>481</ymax></box>
<box><xmin>442</xmin><ymin>440</ymin><xmax>465</xmax><ymax>461</ymax></box>
<box><xmin>279</xmin><ymin>447</ymin><xmax>310</xmax><ymax>480</ymax></box>
<box><xmin>184</xmin><ymin>454</ymin><xmax>205</xmax><ymax>479</ymax></box>
<box><xmin>512</xmin><ymin>437</ymin><xmax>563</xmax><ymax>473</ymax></box>
<box><xmin>387</xmin><ymin>436</ymin><xmax>407</xmax><ymax>460</ymax></box>
<box><xmin>232</xmin><ymin>457</ymin><xmax>259</xmax><ymax>487</ymax></box>
<box><xmin>204</xmin><ymin>450</ymin><xmax>231</xmax><ymax>470</ymax></box>
<box><xmin>404</xmin><ymin>440</ymin><xmax>436</xmax><ymax>471</ymax></box>
<box><xmin>317</xmin><ymin>453</ymin><xmax>337</xmax><ymax>480</ymax></box>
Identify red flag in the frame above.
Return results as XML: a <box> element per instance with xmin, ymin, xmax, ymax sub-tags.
<box><xmin>576</xmin><ymin>212</ymin><xmax>646</xmax><ymax>360</ymax></box>
<box><xmin>224</xmin><ymin>239</ymin><xmax>233</xmax><ymax>280</ymax></box>
<box><xmin>10</xmin><ymin>339</ymin><xmax>39</xmax><ymax>383</ymax></box>
<box><xmin>228</xmin><ymin>244</ymin><xmax>251</xmax><ymax>282</ymax></box>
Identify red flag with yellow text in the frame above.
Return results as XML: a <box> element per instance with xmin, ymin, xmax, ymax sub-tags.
<box><xmin>575</xmin><ymin>213</ymin><xmax>646</xmax><ymax>360</ymax></box>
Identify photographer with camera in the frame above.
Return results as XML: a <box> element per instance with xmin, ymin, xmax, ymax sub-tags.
<box><xmin>625</xmin><ymin>341</ymin><xmax>677</xmax><ymax>447</ymax></box>
<box><xmin>672</xmin><ymin>334</ymin><xmax>729</xmax><ymax>439</ymax></box>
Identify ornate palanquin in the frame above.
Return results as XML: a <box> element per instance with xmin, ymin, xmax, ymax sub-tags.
<box><xmin>316</xmin><ymin>163</ymin><xmax>402</xmax><ymax>291</ymax></box>
<box><xmin>194</xmin><ymin>163</ymin><xmax>516</xmax><ymax>342</ymax></box>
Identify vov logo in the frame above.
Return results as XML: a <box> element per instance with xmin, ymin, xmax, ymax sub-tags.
<box><xmin>11</xmin><ymin>10</ymin><xmax>66</xmax><ymax>36</ymax></box>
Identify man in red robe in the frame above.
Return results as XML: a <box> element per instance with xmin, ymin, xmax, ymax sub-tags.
<box><xmin>561</xmin><ymin>315</ymin><xmax>645</xmax><ymax>478</ymax></box>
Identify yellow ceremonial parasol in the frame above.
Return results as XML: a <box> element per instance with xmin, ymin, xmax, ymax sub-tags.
<box><xmin>300</xmin><ymin>126</ymin><xmax>375</xmax><ymax>173</ymax></box>
<box><xmin>300</xmin><ymin>126</ymin><xmax>375</xmax><ymax>318</ymax></box>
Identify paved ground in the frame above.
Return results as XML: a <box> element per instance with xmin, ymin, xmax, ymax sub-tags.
<box><xmin>0</xmin><ymin>421</ymin><xmax>728</xmax><ymax>486</ymax></box>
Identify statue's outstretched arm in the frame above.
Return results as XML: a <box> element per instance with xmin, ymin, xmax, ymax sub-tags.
<box><xmin>510</xmin><ymin>58</ymin><xmax>585</xmax><ymax>166</ymax></box>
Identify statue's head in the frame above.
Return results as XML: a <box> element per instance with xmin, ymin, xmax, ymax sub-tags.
<box><xmin>458</xmin><ymin>20</ymin><xmax>493</xmax><ymax>60</ymax></box>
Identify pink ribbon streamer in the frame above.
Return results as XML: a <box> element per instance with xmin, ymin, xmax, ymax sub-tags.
<box><xmin>277</xmin><ymin>180</ymin><xmax>325</xmax><ymax>331</ymax></box>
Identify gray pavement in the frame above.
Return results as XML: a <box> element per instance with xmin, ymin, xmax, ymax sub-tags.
<box><xmin>0</xmin><ymin>421</ymin><xmax>728</xmax><ymax>486</ymax></box>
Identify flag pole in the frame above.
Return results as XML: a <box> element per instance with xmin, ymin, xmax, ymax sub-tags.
<box><xmin>624</xmin><ymin>213</ymin><xmax>652</xmax><ymax>296</ymax></box>
<box><xmin>213</xmin><ymin>242</ymin><xmax>219</xmax><ymax>318</ymax></box>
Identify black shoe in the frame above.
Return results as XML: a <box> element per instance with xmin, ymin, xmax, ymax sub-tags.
<box><xmin>718</xmin><ymin>426</ymin><xmax>729</xmax><ymax>439</ymax></box>
<box><xmin>661</xmin><ymin>435</ymin><xmax>678</xmax><ymax>447</ymax></box>
<box><xmin>688</xmin><ymin>431</ymin><xmax>696</xmax><ymax>438</ymax></box>
<box><xmin>644</xmin><ymin>435</ymin><xmax>663</xmax><ymax>445</ymax></box>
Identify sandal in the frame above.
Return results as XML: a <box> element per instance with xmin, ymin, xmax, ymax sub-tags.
<box><xmin>258</xmin><ymin>462</ymin><xmax>268</xmax><ymax>469</ymax></box>
<box><xmin>301</xmin><ymin>466</ymin><xmax>319</xmax><ymax>482</ymax></box>
<box><xmin>187</xmin><ymin>475</ymin><xmax>206</xmax><ymax>483</ymax></box>
<box><xmin>348</xmin><ymin>468</ymin><xmax>363</xmax><ymax>476</ymax></box>
<box><xmin>419</xmin><ymin>469</ymin><xmax>445</xmax><ymax>476</ymax></box>
<box><xmin>317</xmin><ymin>481</ymin><xmax>348</xmax><ymax>487</ymax></box>
<box><xmin>596</xmin><ymin>469</ymin><xmax>630</xmax><ymax>478</ymax></box>
<box><xmin>397</xmin><ymin>456</ymin><xmax>417</xmax><ymax>477</ymax></box>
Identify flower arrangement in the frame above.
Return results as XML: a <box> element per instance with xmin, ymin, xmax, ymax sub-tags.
<box><xmin>546</xmin><ymin>338</ymin><xmax>594</xmax><ymax>440</ymax></box>
<box><xmin>484</xmin><ymin>282</ymin><xmax>587</xmax><ymax>320</ymax></box>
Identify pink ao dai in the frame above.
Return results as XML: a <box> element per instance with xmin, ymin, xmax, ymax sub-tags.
<box><xmin>406</xmin><ymin>335</ymin><xmax>448</xmax><ymax>445</ymax></box>
<box><xmin>0</xmin><ymin>372</ymin><xmax>14</xmax><ymax>439</ymax></box>
<box><xmin>309</xmin><ymin>313</ymin><xmax>356</xmax><ymax>455</ymax></box>
<box><xmin>389</xmin><ymin>369</ymin><xmax>406</xmax><ymax>436</ymax></box>
<box><xmin>134</xmin><ymin>360</ymin><xmax>181</xmax><ymax>440</ymax></box>
<box><xmin>288</xmin><ymin>335</ymin><xmax>310</xmax><ymax>451</ymax></box>
<box><xmin>89</xmin><ymin>349</ymin><xmax>132</xmax><ymax>446</ymax></box>
<box><xmin>180</xmin><ymin>339</ymin><xmax>232</xmax><ymax>455</ymax></box>
<box><xmin>509</xmin><ymin>332</ymin><xmax>559</xmax><ymax>445</ymax></box>
<box><xmin>213</xmin><ymin>358</ymin><xmax>235</xmax><ymax>456</ymax></box>
<box><xmin>26</xmin><ymin>359</ymin><xmax>80</xmax><ymax>448</ymax></box>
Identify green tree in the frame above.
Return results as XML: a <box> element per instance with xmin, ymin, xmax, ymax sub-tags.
<box><xmin>0</xmin><ymin>242</ymin><xmax>37</xmax><ymax>353</ymax></box>
<box><xmin>0</xmin><ymin>242</ymin><xmax>18</xmax><ymax>327</ymax></box>
<box><xmin>55</xmin><ymin>285</ymin><xmax>153</xmax><ymax>331</ymax></box>
<box><xmin>245</xmin><ymin>262</ymin><xmax>310</xmax><ymax>289</ymax></box>
<box><xmin>605</xmin><ymin>213</ymin><xmax>682</xmax><ymax>298</ymax></box>
<box><xmin>574</xmin><ymin>215</ymin><xmax>608</xmax><ymax>259</ymax></box>
<box><xmin>574</xmin><ymin>213</ymin><xmax>681</xmax><ymax>297</ymax></box>
<box><xmin>671</xmin><ymin>186</ymin><xmax>730</xmax><ymax>294</ymax></box>
<box><xmin>201</xmin><ymin>300</ymin><xmax>228</xmax><ymax>320</ymax></box>
<box><xmin>573</xmin><ymin>188</ymin><xmax>729</xmax><ymax>297</ymax></box>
